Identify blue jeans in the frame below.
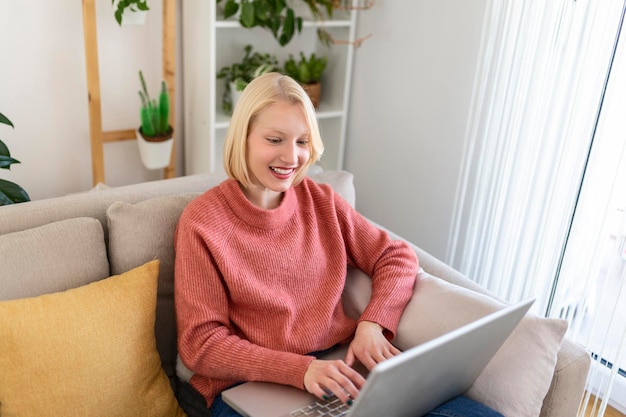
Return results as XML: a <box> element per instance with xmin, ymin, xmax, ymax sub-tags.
<box><xmin>177</xmin><ymin>382</ymin><xmax>504</xmax><ymax>417</ymax></box>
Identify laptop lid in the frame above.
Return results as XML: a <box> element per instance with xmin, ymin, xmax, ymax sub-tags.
<box><xmin>222</xmin><ymin>298</ymin><xmax>534</xmax><ymax>417</ymax></box>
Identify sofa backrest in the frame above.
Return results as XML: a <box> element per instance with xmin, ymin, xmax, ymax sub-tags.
<box><xmin>0</xmin><ymin>173</ymin><xmax>227</xmax><ymax>238</ymax></box>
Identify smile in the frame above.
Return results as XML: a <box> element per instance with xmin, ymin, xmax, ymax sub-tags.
<box><xmin>270</xmin><ymin>167</ymin><xmax>295</xmax><ymax>176</ymax></box>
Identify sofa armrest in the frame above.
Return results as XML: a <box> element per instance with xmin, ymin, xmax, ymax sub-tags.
<box><xmin>540</xmin><ymin>337</ymin><xmax>591</xmax><ymax>417</ymax></box>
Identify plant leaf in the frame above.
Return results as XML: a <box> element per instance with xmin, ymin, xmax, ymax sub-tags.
<box><xmin>137</xmin><ymin>1</ymin><xmax>149</xmax><ymax>11</ymax></box>
<box><xmin>0</xmin><ymin>139</ymin><xmax>10</xmax><ymax>157</ymax></box>
<box><xmin>282</xmin><ymin>8</ymin><xmax>295</xmax><ymax>38</ymax></box>
<box><xmin>0</xmin><ymin>178</ymin><xmax>30</xmax><ymax>205</ymax></box>
<box><xmin>0</xmin><ymin>112</ymin><xmax>13</xmax><ymax>128</ymax></box>
<box><xmin>240</xmin><ymin>0</ymin><xmax>255</xmax><ymax>27</ymax></box>
<box><xmin>0</xmin><ymin>155</ymin><xmax>21</xmax><ymax>170</ymax></box>
<box><xmin>255</xmin><ymin>1</ymin><xmax>270</xmax><ymax>22</ymax></box>
<box><xmin>223</xmin><ymin>0</ymin><xmax>239</xmax><ymax>19</ymax></box>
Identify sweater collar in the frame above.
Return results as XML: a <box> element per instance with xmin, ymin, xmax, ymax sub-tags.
<box><xmin>220</xmin><ymin>179</ymin><xmax>297</xmax><ymax>230</ymax></box>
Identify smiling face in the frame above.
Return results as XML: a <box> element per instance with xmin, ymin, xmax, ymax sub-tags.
<box><xmin>243</xmin><ymin>99</ymin><xmax>311</xmax><ymax>209</ymax></box>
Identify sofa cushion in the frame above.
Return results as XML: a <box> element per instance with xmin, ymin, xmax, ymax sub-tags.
<box><xmin>0</xmin><ymin>260</ymin><xmax>185</xmax><ymax>417</ymax></box>
<box><xmin>107</xmin><ymin>193</ymin><xmax>200</xmax><ymax>382</ymax></box>
<box><xmin>0</xmin><ymin>217</ymin><xmax>109</xmax><ymax>301</ymax></box>
<box><xmin>343</xmin><ymin>268</ymin><xmax>567</xmax><ymax>417</ymax></box>
<box><xmin>310</xmin><ymin>170</ymin><xmax>355</xmax><ymax>207</ymax></box>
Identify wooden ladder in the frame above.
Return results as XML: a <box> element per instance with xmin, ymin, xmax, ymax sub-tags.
<box><xmin>81</xmin><ymin>0</ymin><xmax>176</xmax><ymax>186</ymax></box>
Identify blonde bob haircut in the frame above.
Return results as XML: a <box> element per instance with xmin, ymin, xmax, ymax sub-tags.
<box><xmin>223</xmin><ymin>72</ymin><xmax>324</xmax><ymax>188</ymax></box>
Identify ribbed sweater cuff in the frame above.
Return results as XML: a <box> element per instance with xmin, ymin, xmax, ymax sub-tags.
<box><xmin>278</xmin><ymin>354</ymin><xmax>316</xmax><ymax>389</ymax></box>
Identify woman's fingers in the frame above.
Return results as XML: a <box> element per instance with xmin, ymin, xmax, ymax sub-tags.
<box><xmin>304</xmin><ymin>359</ymin><xmax>365</xmax><ymax>404</ymax></box>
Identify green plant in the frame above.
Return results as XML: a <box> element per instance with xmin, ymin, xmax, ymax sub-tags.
<box><xmin>283</xmin><ymin>52</ymin><xmax>328</xmax><ymax>84</ymax></box>
<box><xmin>0</xmin><ymin>112</ymin><xmax>30</xmax><ymax>205</ymax></box>
<box><xmin>112</xmin><ymin>0</ymin><xmax>149</xmax><ymax>25</ymax></box>
<box><xmin>217</xmin><ymin>45</ymin><xmax>279</xmax><ymax>114</ymax></box>
<box><xmin>138</xmin><ymin>70</ymin><xmax>171</xmax><ymax>139</ymax></box>
<box><xmin>217</xmin><ymin>0</ymin><xmax>335</xmax><ymax>46</ymax></box>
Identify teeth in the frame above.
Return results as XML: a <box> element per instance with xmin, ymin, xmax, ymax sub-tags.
<box><xmin>271</xmin><ymin>167</ymin><xmax>292</xmax><ymax>175</ymax></box>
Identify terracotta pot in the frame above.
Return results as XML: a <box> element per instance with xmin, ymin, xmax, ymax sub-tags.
<box><xmin>302</xmin><ymin>82</ymin><xmax>321</xmax><ymax>108</ymax></box>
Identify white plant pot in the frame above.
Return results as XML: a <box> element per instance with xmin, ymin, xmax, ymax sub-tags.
<box><xmin>136</xmin><ymin>129</ymin><xmax>174</xmax><ymax>170</ymax></box>
<box><xmin>230</xmin><ymin>82</ymin><xmax>244</xmax><ymax>111</ymax></box>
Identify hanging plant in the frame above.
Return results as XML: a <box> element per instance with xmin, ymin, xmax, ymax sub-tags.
<box><xmin>112</xmin><ymin>0</ymin><xmax>150</xmax><ymax>25</ymax></box>
<box><xmin>217</xmin><ymin>0</ymin><xmax>336</xmax><ymax>46</ymax></box>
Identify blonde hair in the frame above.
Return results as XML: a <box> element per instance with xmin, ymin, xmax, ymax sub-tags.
<box><xmin>223</xmin><ymin>72</ymin><xmax>324</xmax><ymax>188</ymax></box>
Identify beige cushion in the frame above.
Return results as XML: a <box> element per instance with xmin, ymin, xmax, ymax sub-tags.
<box><xmin>311</xmin><ymin>170</ymin><xmax>355</xmax><ymax>208</ymax></box>
<box><xmin>0</xmin><ymin>260</ymin><xmax>185</xmax><ymax>417</ymax></box>
<box><xmin>107</xmin><ymin>193</ymin><xmax>200</xmax><ymax>381</ymax></box>
<box><xmin>343</xmin><ymin>268</ymin><xmax>567</xmax><ymax>417</ymax></box>
<box><xmin>0</xmin><ymin>217</ymin><xmax>109</xmax><ymax>301</ymax></box>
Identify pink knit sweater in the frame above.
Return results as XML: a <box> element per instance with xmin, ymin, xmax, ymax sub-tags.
<box><xmin>174</xmin><ymin>177</ymin><xmax>418</xmax><ymax>406</ymax></box>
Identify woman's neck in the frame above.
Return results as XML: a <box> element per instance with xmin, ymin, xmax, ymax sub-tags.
<box><xmin>241</xmin><ymin>183</ymin><xmax>284</xmax><ymax>210</ymax></box>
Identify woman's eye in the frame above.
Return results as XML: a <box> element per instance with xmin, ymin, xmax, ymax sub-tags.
<box><xmin>266</xmin><ymin>137</ymin><xmax>281</xmax><ymax>144</ymax></box>
<box><xmin>297</xmin><ymin>139</ymin><xmax>309</xmax><ymax>146</ymax></box>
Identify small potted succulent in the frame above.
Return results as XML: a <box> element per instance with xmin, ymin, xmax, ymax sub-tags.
<box><xmin>217</xmin><ymin>45</ymin><xmax>279</xmax><ymax>114</ymax></box>
<box><xmin>136</xmin><ymin>70</ymin><xmax>174</xmax><ymax>170</ymax></box>
<box><xmin>0</xmin><ymin>112</ymin><xmax>30</xmax><ymax>205</ymax></box>
<box><xmin>283</xmin><ymin>52</ymin><xmax>328</xmax><ymax>108</ymax></box>
<box><xmin>112</xmin><ymin>0</ymin><xmax>149</xmax><ymax>25</ymax></box>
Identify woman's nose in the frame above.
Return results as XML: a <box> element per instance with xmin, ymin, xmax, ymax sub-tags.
<box><xmin>280</xmin><ymin>142</ymin><xmax>298</xmax><ymax>164</ymax></box>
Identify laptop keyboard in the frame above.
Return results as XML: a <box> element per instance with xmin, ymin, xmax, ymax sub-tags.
<box><xmin>289</xmin><ymin>396</ymin><xmax>350</xmax><ymax>417</ymax></box>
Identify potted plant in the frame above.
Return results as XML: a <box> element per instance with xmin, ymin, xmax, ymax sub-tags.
<box><xmin>0</xmin><ymin>112</ymin><xmax>30</xmax><ymax>205</ymax></box>
<box><xmin>217</xmin><ymin>0</ymin><xmax>312</xmax><ymax>46</ymax></box>
<box><xmin>136</xmin><ymin>70</ymin><xmax>174</xmax><ymax>170</ymax></box>
<box><xmin>216</xmin><ymin>0</ymin><xmax>374</xmax><ymax>47</ymax></box>
<box><xmin>283</xmin><ymin>52</ymin><xmax>328</xmax><ymax>108</ymax></box>
<box><xmin>217</xmin><ymin>44</ymin><xmax>279</xmax><ymax>114</ymax></box>
<box><xmin>112</xmin><ymin>0</ymin><xmax>149</xmax><ymax>25</ymax></box>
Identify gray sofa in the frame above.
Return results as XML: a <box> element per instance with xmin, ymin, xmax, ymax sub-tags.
<box><xmin>0</xmin><ymin>170</ymin><xmax>589</xmax><ymax>417</ymax></box>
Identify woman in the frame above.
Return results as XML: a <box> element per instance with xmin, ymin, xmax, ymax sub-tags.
<box><xmin>174</xmin><ymin>72</ymin><xmax>503</xmax><ymax>417</ymax></box>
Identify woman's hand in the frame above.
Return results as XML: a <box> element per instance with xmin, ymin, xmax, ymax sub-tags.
<box><xmin>303</xmin><ymin>358</ymin><xmax>366</xmax><ymax>405</ymax></box>
<box><xmin>346</xmin><ymin>320</ymin><xmax>401</xmax><ymax>371</ymax></box>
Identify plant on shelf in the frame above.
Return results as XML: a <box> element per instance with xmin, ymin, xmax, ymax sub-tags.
<box><xmin>283</xmin><ymin>52</ymin><xmax>328</xmax><ymax>108</ymax></box>
<box><xmin>0</xmin><ymin>112</ymin><xmax>30</xmax><ymax>205</ymax></box>
<box><xmin>136</xmin><ymin>70</ymin><xmax>174</xmax><ymax>170</ymax></box>
<box><xmin>112</xmin><ymin>0</ymin><xmax>149</xmax><ymax>25</ymax></box>
<box><xmin>283</xmin><ymin>52</ymin><xmax>327</xmax><ymax>84</ymax></box>
<box><xmin>216</xmin><ymin>0</ymin><xmax>375</xmax><ymax>47</ymax></box>
<box><xmin>217</xmin><ymin>0</ymin><xmax>336</xmax><ymax>46</ymax></box>
<box><xmin>217</xmin><ymin>44</ymin><xmax>279</xmax><ymax>114</ymax></box>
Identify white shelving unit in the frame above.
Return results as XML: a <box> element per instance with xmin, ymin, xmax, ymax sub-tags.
<box><xmin>182</xmin><ymin>0</ymin><xmax>358</xmax><ymax>175</ymax></box>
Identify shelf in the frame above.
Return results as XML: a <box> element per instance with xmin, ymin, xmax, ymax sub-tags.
<box><xmin>215</xmin><ymin>19</ymin><xmax>353</xmax><ymax>29</ymax></box>
<box><xmin>215</xmin><ymin>103</ymin><xmax>345</xmax><ymax>130</ymax></box>
<box><xmin>183</xmin><ymin>0</ymin><xmax>357</xmax><ymax>175</ymax></box>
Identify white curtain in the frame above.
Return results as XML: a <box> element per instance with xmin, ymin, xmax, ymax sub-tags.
<box><xmin>552</xmin><ymin>11</ymin><xmax>626</xmax><ymax>413</ymax></box>
<box><xmin>446</xmin><ymin>0</ymin><xmax>626</xmax><ymax>414</ymax></box>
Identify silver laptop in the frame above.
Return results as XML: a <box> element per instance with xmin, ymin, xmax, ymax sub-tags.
<box><xmin>222</xmin><ymin>298</ymin><xmax>534</xmax><ymax>417</ymax></box>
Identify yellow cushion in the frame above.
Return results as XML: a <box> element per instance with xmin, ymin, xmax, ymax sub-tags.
<box><xmin>0</xmin><ymin>260</ymin><xmax>186</xmax><ymax>417</ymax></box>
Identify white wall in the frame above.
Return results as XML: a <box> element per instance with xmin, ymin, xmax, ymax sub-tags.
<box><xmin>345</xmin><ymin>0</ymin><xmax>488</xmax><ymax>259</ymax></box>
<box><xmin>1</xmin><ymin>0</ymin><xmax>486</xmax><ymax>261</ymax></box>
<box><xmin>0</xmin><ymin>1</ymin><xmax>184</xmax><ymax>200</ymax></box>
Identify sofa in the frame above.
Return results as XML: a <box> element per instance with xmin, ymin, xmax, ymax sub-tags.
<box><xmin>0</xmin><ymin>170</ymin><xmax>590</xmax><ymax>417</ymax></box>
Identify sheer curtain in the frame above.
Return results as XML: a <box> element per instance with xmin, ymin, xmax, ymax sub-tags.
<box><xmin>551</xmin><ymin>13</ymin><xmax>626</xmax><ymax>414</ymax></box>
<box><xmin>446</xmin><ymin>0</ymin><xmax>626</xmax><ymax>414</ymax></box>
